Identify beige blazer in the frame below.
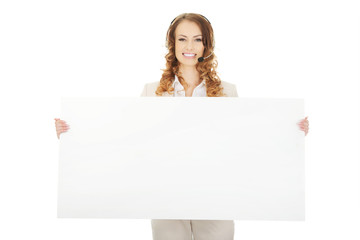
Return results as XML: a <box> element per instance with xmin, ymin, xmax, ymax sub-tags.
<box><xmin>140</xmin><ymin>80</ymin><xmax>238</xmax><ymax>97</ymax></box>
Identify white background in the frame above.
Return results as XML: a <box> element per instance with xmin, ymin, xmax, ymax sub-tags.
<box><xmin>0</xmin><ymin>0</ymin><xmax>358</xmax><ymax>239</ymax></box>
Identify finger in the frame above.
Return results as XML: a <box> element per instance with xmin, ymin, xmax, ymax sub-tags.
<box><xmin>59</xmin><ymin>122</ymin><xmax>68</xmax><ymax>127</ymax></box>
<box><xmin>57</xmin><ymin>128</ymin><xmax>67</xmax><ymax>133</ymax></box>
<box><xmin>299</xmin><ymin>118</ymin><xmax>306</xmax><ymax>124</ymax></box>
<box><xmin>57</xmin><ymin>125</ymin><xmax>69</xmax><ymax>131</ymax></box>
<box><xmin>57</xmin><ymin>121</ymin><xmax>69</xmax><ymax>127</ymax></box>
<box><xmin>60</xmin><ymin>126</ymin><xmax>69</xmax><ymax>131</ymax></box>
<box><xmin>57</xmin><ymin>129</ymin><xmax>68</xmax><ymax>135</ymax></box>
<box><xmin>55</xmin><ymin>122</ymin><xmax>66</xmax><ymax>129</ymax></box>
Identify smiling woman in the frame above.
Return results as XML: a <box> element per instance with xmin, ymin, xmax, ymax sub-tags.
<box><xmin>155</xmin><ymin>13</ymin><xmax>225</xmax><ymax>97</ymax></box>
<box><xmin>54</xmin><ymin>12</ymin><xmax>310</xmax><ymax>240</ymax></box>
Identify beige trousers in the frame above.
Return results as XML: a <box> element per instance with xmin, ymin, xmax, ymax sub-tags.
<box><xmin>151</xmin><ymin>220</ymin><xmax>234</xmax><ymax>240</ymax></box>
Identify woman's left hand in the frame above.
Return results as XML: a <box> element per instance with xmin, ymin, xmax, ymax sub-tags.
<box><xmin>298</xmin><ymin>116</ymin><xmax>309</xmax><ymax>136</ymax></box>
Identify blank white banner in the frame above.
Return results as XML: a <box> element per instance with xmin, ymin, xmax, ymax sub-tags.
<box><xmin>58</xmin><ymin>97</ymin><xmax>304</xmax><ymax>220</ymax></box>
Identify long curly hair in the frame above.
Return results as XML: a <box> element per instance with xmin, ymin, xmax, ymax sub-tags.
<box><xmin>155</xmin><ymin>13</ymin><xmax>225</xmax><ymax>97</ymax></box>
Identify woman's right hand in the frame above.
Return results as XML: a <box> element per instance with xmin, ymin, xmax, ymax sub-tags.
<box><xmin>54</xmin><ymin>118</ymin><xmax>70</xmax><ymax>139</ymax></box>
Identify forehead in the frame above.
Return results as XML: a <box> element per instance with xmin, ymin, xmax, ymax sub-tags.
<box><xmin>175</xmin><ymin>20</ymin><xmax>202</xmax><ymax>36</ymax></box>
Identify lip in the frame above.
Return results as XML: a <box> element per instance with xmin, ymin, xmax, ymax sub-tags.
<box><xmin>182</xmin><ymin>53</ymin><xmax>196</xmax><ymax>59</ymax></box>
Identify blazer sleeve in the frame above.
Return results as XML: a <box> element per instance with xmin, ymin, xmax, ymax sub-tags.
<box><xmin>232</xmin><ymin>84</ymin><xmax>239</xmax><ymax>97</ymax></box>
<box><xmin>140</xmin><ymin>84</ymin><xmax>147</xmax><ymax>97</ymax></box>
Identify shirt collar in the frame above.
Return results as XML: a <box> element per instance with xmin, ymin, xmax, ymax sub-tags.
<box><xmin>172</xmin><ymin>75</ymin><xmax>206</xmax><ymax>89</ymax></box>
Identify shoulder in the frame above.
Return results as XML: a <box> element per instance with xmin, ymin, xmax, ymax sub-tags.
<box><xmin>144</xmin><ymin>81</ymin><xmax>160</xmax><ymax>88</ymax></box>
<box><xmin>220</xmin><ymin>81</ymin><xmax>238</xmax><ymax>97</ymax></box>
<box><xmin>141</xmin><ymin>81</ymin><xmax>161</xmax><ymax>97</ymax></box>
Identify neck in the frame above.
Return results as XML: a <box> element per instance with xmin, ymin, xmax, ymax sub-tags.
<box><xmin>179</xmin><ymin>65</ymin><xmax>201</xmax><ymax>88</ymax></box>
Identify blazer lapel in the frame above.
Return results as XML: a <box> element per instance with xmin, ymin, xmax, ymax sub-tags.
<box><xmin>161</xmin><ymin>91</ymin><xmax>173</xmax><ymax>97</ymax></box>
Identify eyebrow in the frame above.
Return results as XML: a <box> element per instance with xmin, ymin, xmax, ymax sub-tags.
<box><xmin>178</xmin><ymin>34</ymin><xmax>203</xmax><ymax>38</ymax></box>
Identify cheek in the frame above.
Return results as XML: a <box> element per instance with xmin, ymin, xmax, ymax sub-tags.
<box><xmin>175</xmin><ymin>43</ymin><xmax>184</xmax><ymax>56</ymax></box>
<box><xmin>175</xmin><ymin>42</ymin><xmax>183</xmax><ymax>50</ymax></box>
<box><xmin>197</xmin><ymin>46</ymin><xmax>205</xmax><ymax>55</ymax></box>
<box><xmin>197</xmin><ymin>43</ymin><xmax>205</xmax><ymax>51</ymax></box>
<box><xmin>175</xmin><ymin>46</ymin><xmax>180</xmax><ymax>56</ymax></box>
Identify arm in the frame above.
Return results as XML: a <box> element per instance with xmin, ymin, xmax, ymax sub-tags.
<box><xmin>141</xmin><ymin>83</ymin><xmax>147</xmax><ymax>97</ymax></box>
<box><xmin>232</xmin><ymin>84</ymin><xmax>239</xmax><ymax>97</ymax></box>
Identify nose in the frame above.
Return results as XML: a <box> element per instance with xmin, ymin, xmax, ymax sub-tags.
<box><xmin>185</xmin><ymin>41</ymin><xmax>194</xmax><ymax>51</ymax></box>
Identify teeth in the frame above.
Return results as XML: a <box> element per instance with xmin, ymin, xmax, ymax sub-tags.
<box><xmin>183</xmin><ymin>53</ymin><xmax>195</xmax><ymax>57</ymax></box>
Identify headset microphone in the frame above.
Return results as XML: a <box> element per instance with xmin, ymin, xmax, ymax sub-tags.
<box><xmin>198</xmin><ymin>51</ymin><xmax>214</xmax><ymax>62</ymax></box>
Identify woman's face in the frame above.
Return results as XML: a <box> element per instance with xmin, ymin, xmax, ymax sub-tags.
<box><xmin>174</xmin><ymin>20</ymin><xmax>205</xmax><ymax>67</ymax></box>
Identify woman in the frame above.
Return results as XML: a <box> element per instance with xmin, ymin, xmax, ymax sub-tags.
<box><xmin>55</xmin><ymin>13</ymin><xmax>309</xmax><ymax>240</ymax></box>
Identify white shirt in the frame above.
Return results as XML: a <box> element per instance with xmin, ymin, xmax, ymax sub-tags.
<box><xmin>172</xmin><ymin>75</ymin><xmax>207</xmax><ymax>97</ymax></box>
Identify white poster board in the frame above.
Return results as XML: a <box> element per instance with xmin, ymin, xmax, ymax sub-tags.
<box><xmin>58</xmin><ymin>97</ymin><xmax>304</xmax><ymax>220</ymax></box>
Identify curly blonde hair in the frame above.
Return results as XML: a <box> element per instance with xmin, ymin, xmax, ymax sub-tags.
<box><xmin>155</xmin><ymin>13</ymin><xmax>225</xmax><ymax>97</ymax></box>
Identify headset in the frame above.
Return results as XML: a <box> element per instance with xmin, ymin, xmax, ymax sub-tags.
<box><xmin>169</xmin><ymin>14</ymin><xmax>211</xmax><ymax>26</ymax></box>
<box><xmin>166</xmin><ymin>14</ymin><xmax>214</xmax><ymax>62</ymax></box>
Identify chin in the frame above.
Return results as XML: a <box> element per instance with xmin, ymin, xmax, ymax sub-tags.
<box><xmin>180</xmin><ymin>62</ymin><xmax>197</xmax><ymax>68</ymax></box>
<box><xmin>180</xmin><ymin>58</ymin><xmax>198</xmax><ymax>65</ymax></box>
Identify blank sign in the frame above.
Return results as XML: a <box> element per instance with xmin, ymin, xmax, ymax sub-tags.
<box><xmin>58</xmin><ymin>97</ymin><xmax>304</xmax><ymax>220</ymax></box>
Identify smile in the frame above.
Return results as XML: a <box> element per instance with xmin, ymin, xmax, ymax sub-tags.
<box><xmin>182</xmin><ymin>53</ymin><xmax>196</xmax><ymax>58</ymax></box>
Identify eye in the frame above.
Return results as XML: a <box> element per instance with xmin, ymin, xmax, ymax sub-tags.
<box><xmin>195</xmin><ymin>38</ymin><xmax>202</xmax><ymax>42</ymax></box>
<box><xmin>178</xmin><ymin>38</ymin><xmax>186</xmax><ymax>41</ymax></box>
